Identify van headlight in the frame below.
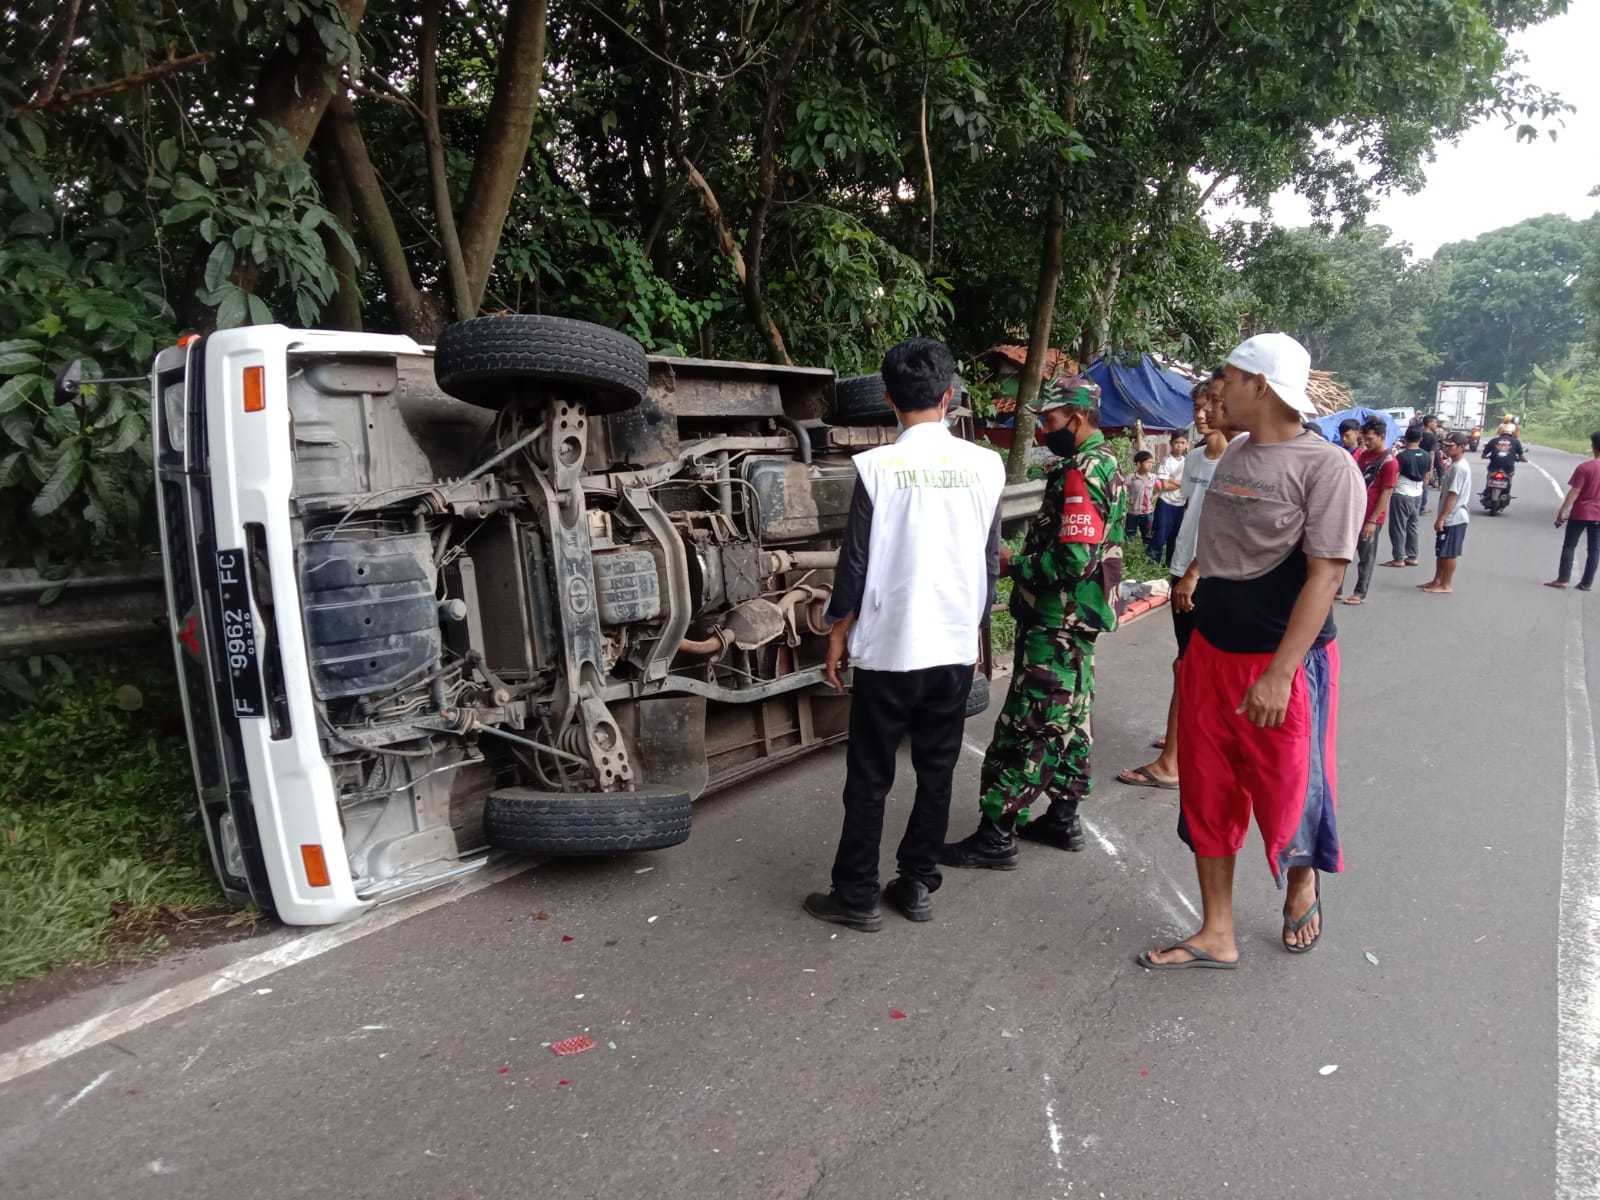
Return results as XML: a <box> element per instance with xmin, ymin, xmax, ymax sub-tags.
<box><xmin>163</xmin><ymin>381</ymin><xmax>186</xmax><ymax>453</ymax></box>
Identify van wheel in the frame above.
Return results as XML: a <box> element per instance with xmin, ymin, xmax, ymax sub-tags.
<box><xmin>965</xmin><ymin>673</ymin><xmax>992</xmax><ymax>718</ymax></box>
<box><xmin>434</xmin><ymin>315</ymin><xmax>649</xmax><ymax>413</ymax></box>
<box><xmin>830</xmin><ymin>374</ymin><xmax>895</xmax><ymax>426</ymax></box>
<box><xmin>483</xmin><ymin>788</ymin><xmax>691</xmax><ymax>855</ymax></box>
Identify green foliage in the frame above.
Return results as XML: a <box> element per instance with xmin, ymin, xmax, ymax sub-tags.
<box><xmin>0</xmin><ymin>654</ymin><xmax>221</xmax><ymax>989</ymax></box>
<box><xmin>1425</xmin><ymin>213</ymin><xmax>1595</xmax><ymax>390</ymax></box>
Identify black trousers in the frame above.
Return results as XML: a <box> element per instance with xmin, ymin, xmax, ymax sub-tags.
<box><xmin>1559</xmin><ymin>520</ymin><xmax>1600</xmax><ymax>587</ymax></box>
<box><xmin>831</xmin><ymin>664</ymin><xmax>973</xmax><ymax>908</ymax></box>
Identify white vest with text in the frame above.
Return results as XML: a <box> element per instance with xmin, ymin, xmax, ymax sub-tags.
<box><xmin>848</xmin><ymin>422</ymin><xmax>1005</xmax><ymax>672</ymax></box>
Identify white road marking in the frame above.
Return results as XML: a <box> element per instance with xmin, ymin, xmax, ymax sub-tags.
<box><xmin>56</xmin><ymin>1070</ymin><xmax>111</xmax><ymax>1115</ymax></box>
<box><xmin>0</xmin><ymin>859</ymin><xmax>535</xmax><ymax>1089</ymax></box>
<box><xmin>1558</xmin><ymin>601</ymin><xmax>1600</xmax><ymax>1198</ymax></box>
<box><xmin>1042</xmin><ymin>1074</ymin><xmax>1066</xmax><ymax>1174</ymax></box>
<box><xmin>1079</xmin><ymin>816</ymin><xmax>1119</xmax><ymax>858</ymax></box>
<box><xmin>1527</xmin><ymin>456</ymin><xmax>1567</xmax><ymax>503</ymax></box>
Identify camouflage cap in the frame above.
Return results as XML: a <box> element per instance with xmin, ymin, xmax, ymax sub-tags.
<box><xmin>1029</xmin><ymin>375</ymin><xmax>1101</xmax><ymax>413</ymax></box>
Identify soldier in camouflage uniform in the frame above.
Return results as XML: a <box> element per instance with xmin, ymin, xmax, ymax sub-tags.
<box><xmin>941</xmin><ymin>376</ymin><xmax>1127</xmax><ymax>870</ymax></box>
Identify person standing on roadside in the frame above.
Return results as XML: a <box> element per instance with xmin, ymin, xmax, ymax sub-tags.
<box><xmin>1150</xmin><ymin>432</ymin><xmax>1190</xmax><ymax>566</ymax></box>
<box><xmin>1419</xmin><ymin>415</ymin><xmax>1441</xmax><ymax>514</ymax></box>
<box><xmin>1338</xmin><ymin>419</ymin><xmax>1361</xmax><ymax>454</ymax></box>
<box><xmin>1381</xmin><ymin>427</ymin><xmax>1430</xmax><ymax>568</ymax></box>
<box><xmin>1545</xmin><ymin>430</ymin><xmax>1600</xmax><ymax>592</ymax></box>
<box><xmin>1117</xmin><ymin>372</ymin><xmax>1235</xmax><ymax>791</ymax></box>
<box><xmin>804</xmin><ymin>338</ymin><xmax>1005</xmax><ymax>932</ymax></box>
<box><xmin>940</xmin><ymin>377</ymin><xmax>1127</xmax><ymax>869</ymax></box>
<box><xmin>1138</xmin><ymin>332</ymin><xmax>1363</xmax><ymax>970</ymax></box>
<box><xmin>1420</xmin><ymin>432</ymin><xmax>1472</xmax><ymax>595</ymax></box>
<box><xmin>1126</xmin><ymin>451</ymin><xmax>1159</xmax><ymax>552</ymax></box>
<box><xmin>1341</xmin><ymin>417</ymin><xmax>1398</xmax><ymax>606</ymax></box>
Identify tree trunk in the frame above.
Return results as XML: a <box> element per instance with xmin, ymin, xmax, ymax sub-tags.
<box><xmin>252</xmin><ymin>0</ymin><xmax>369</xmax><ymax>159</ymax></box>
<box><xmin>1006</xmin><ymin>21</ymin><xmax>1090</xmax><ymax>484</ymax></box>
<box><xmin>326</xmin><ymin>93</ymin><xmax>445</xmax><ymax>342</ymax></box>
<box><xmin>457</xmin><ymin>0</ymin><xmax>549</xmax><ymax>314</ymax></box>
<box><xmin>1007</xmin><ymin>187</ymin><xmax>1066</xmax><ymax>484</ymax></box>
<box><xmin>181</xmin><ymin>0</ymin><xmax>368</xmax><ymax>331</ymax></box>
<box><xmin>680</xmin><ymin>155</ymin><xmax>790</xmax><ymax>365</ymax></box>
<box><xmin>739</xmin><ymin>0</ymin><xmax>822</xmax><ymax>366</ymax></box>
<box><xmin>313</xmin><ymin>125</ymin><xmax>363</xmax><ymax>330</ymax></box>
<box><xmin>420</xmin><ymin>0</ymin><xmax>473</xmax><ymax>321</ymax></box>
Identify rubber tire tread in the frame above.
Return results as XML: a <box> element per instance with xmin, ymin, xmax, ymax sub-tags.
<box><xmin>965</xmin><ymin>673</ymin><xmax>992</xmax><ymax>719</ymax></box>
<box><xmin>434</xmin><ymin>315</ymin><xmax>649</xmax><ymax>412</ymax></box>
<box><xmin>830</xmin><ymin>373</ymin><xmax>895</xmax><ymax>426</ymax></box>
<box><xmin>483</xmin><ymin>789</ymin><xmax>692</xmax><ymax>856</ymax></box>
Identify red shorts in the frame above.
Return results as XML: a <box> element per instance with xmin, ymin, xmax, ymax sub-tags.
<box><xmin>1176</xmin><ymin>632</ymin><xmax>1343</xmax><ymax>885</ymax></box>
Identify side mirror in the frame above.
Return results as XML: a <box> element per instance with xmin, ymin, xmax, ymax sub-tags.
<box><xmin>52</xmin><ymin>360</ymin><xmax>83</xmax><ymax>408</ymax></box>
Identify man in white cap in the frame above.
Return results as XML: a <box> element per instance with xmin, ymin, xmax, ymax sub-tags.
<box><xmin>1139</xmin><ymin>333</ymin><xmax>1364</xmax><ymax>970</ymax></box>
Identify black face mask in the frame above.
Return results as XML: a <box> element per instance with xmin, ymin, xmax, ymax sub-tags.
<box><xmin>1042</xmin><ymin>424</ymin><xmax>1078</xmax><ymax>459</ymax></box>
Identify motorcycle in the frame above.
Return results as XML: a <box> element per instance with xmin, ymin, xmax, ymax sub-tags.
<box><xmin>1481</xmin><ymin>469</ymin><xmax>1512</xmax><ymax>515</ymax></box>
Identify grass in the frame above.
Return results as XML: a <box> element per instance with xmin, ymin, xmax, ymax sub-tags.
<box><xmin>1531</xmin><ymin>435</ymin><xmax>1595</xmax><ymax>456</ymax></box>
<box><xmin>0</xmin><ymin>649</ymin><xmax>222</xmax><ymax>991</ymax></box>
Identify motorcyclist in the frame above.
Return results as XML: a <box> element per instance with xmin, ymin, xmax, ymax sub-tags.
<box><xmin>1481</xmin><ymin>424</ymin><xmax>1525</xmax><ymax>501</ymax></box>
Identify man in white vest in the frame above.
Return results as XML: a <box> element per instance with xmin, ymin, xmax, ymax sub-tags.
<box><xmin>804</xmin><ymin>338</ymin><xmax>1006</xmax><ymax>931</ymax></box>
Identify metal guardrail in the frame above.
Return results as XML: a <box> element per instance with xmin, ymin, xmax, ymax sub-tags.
<box><xmin>0</xmin><ymin>561</ymin><xmax>167</xmax><ymax>659</ymax></box>
<box><xmin>1000</xmin><ymin>479</ymin><xmax>1045</xmax><ymax>525</ymax></box>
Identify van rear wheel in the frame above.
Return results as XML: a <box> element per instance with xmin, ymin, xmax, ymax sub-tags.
<box><xmin>483</xmin><ymin>788</ymin><xmax>691</xmax><ymax>855</ymax></box>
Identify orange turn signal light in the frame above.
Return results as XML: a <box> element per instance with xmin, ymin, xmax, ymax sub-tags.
<box><xmin>242</xmin><ymin>365</ymin><xmax>265</xmax><ymax>413</ymax></box>
<box><xmin>301</xmin><ymin>844</ymin><xmax>331</xmax><ymax>888</ymax></box>
<box><xmin>177</xmin><ymin>333</ymin><xmax>200</xmax><ymax>348</ymax></box>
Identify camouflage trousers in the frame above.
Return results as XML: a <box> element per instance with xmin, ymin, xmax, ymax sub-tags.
<box><xmin>978</xmin><ymin>623</ymin><xmax>1097</xmax><ymax>825</ymax></box>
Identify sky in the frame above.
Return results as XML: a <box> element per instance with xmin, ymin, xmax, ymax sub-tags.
<box><xmin>1208</xmin><ymin>2</ymin><xmax>1600</xmax><ymax>260</ymax></box>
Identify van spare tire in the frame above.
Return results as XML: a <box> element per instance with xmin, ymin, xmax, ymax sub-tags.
<box><xmin>483</xmin><ymin>788</ymin><xmax>692</xmax><ymax>855</ymax></box>
<box><xmin>434</xmin><ymin>315</ymin><xmax>649</xmax><ymax>413</ymax></box>
<box><xmin>965</xmin><ymin>673</ymin><xmax>992</xmax><ymax>718</ymax></box>
<box><xmin>830</xmin><ymin>374</ymin><xmax>895</xmax><ymax>426</ymax></box>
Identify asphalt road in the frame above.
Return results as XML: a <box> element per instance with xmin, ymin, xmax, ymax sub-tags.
<box><xmin>3</xmin><ymin>446</ymin><xmax>1598</xmax><ymax>1200</ymax></box>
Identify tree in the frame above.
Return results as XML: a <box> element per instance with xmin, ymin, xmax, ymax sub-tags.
<box><xmin>1424</xmin><ymin>212</ymin><xmax>1595</xmax><ymax>390</ymax></box>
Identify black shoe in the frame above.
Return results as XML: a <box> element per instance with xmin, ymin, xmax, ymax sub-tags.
<box><xmin>802</xmin><ymin>891</ymin><xmax>882</xmax><ymax>932</ymax></box>
<box><xmin>1017</xmin><ymin>804</ymin><xmax>1085</xmax><ymax>852</ymax></box>
<box><xmin>883</xmin><ymin>877</ymin><xmax>933</xmax><ymax>922</ymax></box>
<box><xmin>938</xmin><ymin>815</ymin><xmax>1019</xmax><ymax>870</ymax></box>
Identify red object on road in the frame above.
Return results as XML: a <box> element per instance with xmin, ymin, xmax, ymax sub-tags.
<box><xmin>552</xmin><ymin>1036</ymin><xmax>596</xmax><ymax>1056</ymax></box>
<box><xmin>890</xmin><ymin>1010</ymin><xmax>906</xmax><ymax>1020</ymax></box>
<box><xmin>561</xmin><ymin>935</ymin><xmax>574</xmax><ymax>942</ymax></box>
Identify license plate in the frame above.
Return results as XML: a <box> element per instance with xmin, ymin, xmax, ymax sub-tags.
<box><xmin>215</xmin><ymin>548</ymin><xmax>265</xmax><ymax>719</ymax></box>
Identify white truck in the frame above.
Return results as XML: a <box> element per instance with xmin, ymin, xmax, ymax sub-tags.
<box><xmin>1434</xmin><ymin>381</ymin><xmax>1489</xmax><ymax>443</ymax></box>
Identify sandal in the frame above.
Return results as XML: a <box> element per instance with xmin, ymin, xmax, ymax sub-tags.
<box><xmin>1546</xmin><ymin>580</ymin><xmax>1569</xmax><ymax>589</ymax></box>
<box><xmin>1380</xmin><ymin>560</ymin><xmax>1406</xmax><ymax>568</ymax></box>
<box><xmin>1117</xmin><ymin>765</ymin><xmax>1179</xmax><ymax>790</ymax></box>
<box><xmin>1405</xmin><ymin>559</ymin><xmax>1418</xmax><ymax>566</ymax></box>
<box><xmin>1282</xmin><ymin>875</ymin><xmax>1321</xmax><ymax>955</ymax></box>
<box><xmin>1341</xmin><ymin>596</ymin><xmax>1364</xmax><ymax>605</ymax></box>
<box><xmin>1137</xmin><ymin>942</ymin><xmax>1238</xmax><ymax>970</ymax></box>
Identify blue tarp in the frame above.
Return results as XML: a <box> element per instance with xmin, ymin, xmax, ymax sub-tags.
<box><xmin>1309</xmin><ymin>406</ymin><xmax>1403</xmax><ymax>448</ymax></box>
<box><xmin>1085</xmin><ymin>355</ymin><xmax>1196</xmax><ymax>432</ymax></box>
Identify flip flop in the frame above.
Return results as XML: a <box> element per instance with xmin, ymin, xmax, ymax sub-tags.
<box><xmin>1282</xmin><ymin>876</ymin><xmax>1321</xmax><ymax>955</ymax></box>
<box><xmin>1117</xmin><ymin>765</ymin><xmax>1179</xmax><ymax>790</ymax></box>
<box><xmin>1137</xmin><ymin>942</ymin><xmax>1238</xmax><ymax>970</ymax></box>
<box><xmin>1341</xmin><ymin>596</ymin><xmax>1364</xmax><ymax>605</ymax></box>
<box><xmin>1546</xmin><ymin>581</ymin><xmax>1569</xmax><ymax>589</ymax></box>
<box><xmin>1380</xmin><ymin>560</ymin><xmax>1406</xmax><ymax>568</ymax></box>
<box><xmin>1152</xmin><ymin>737</ymin><xmax>1167</xmax><ymax>750</ymax></box>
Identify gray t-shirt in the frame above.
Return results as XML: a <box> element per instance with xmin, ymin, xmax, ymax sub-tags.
<box><xmin>1442</xmin><ymin>457</ymin><xmax>1472</xmax><ymax>526</ymax></box>
<box><xmin>1198</xmin><ymin>430</ymin><xmax>1365</xmax><ymax>581</ymax></box>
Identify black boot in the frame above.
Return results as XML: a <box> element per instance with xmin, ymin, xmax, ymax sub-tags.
<box><xmin>1017</xmin><ymin>802</ymin><xmax>1085</xmax><ymax>851</ymax></box>
<box><xmin>938</xmin><ymin>815</ymin><xmax>1019</xmax><ymax>870</ymax></box>
<box><xmin>883</xmin><ymin>877</ymin><xmax>933</xmax><ymax>922</ymax></box>
<box><xmin>802</xmin><ymin>891</ymin><xmax>882</xmax><ymax>932</ymax></box>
